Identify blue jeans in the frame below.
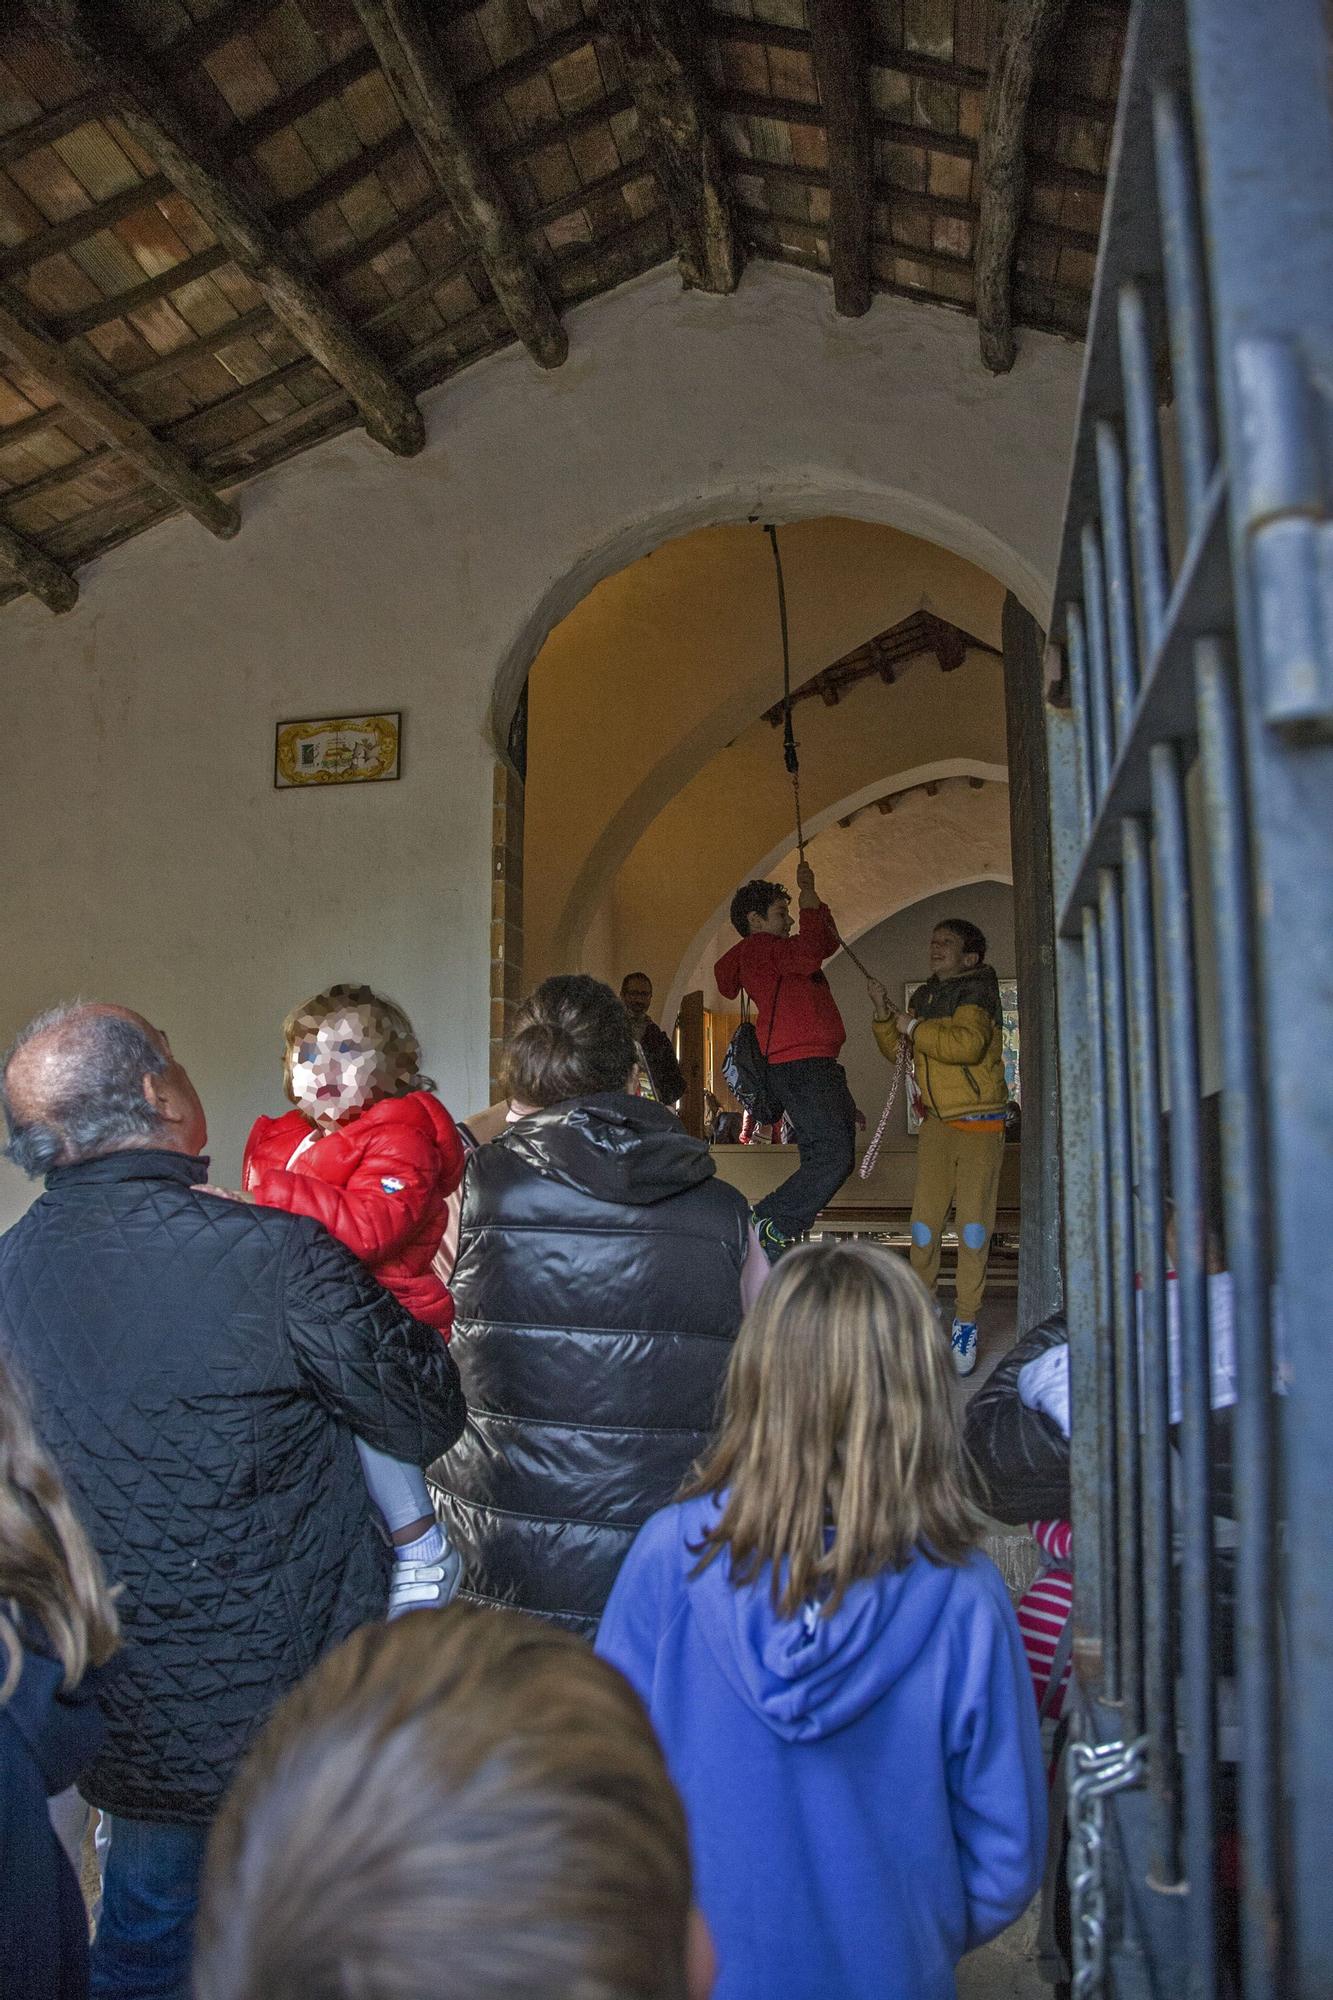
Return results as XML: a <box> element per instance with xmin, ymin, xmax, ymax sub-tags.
<box><xmin>90</xmin><ymin>1815</ymin><xmax>210</xmax><ymax>2000</ymax></box>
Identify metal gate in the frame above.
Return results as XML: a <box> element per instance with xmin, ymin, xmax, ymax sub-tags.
<box><xmin>1045</xmin><ymin>0</ymin><xmax>1333</xmax><ymax>1994</ymax></box>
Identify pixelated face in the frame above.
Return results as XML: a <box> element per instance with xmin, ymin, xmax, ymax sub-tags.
<box><xmin>289</xmin><ymin>1007</ymin><xmax>386</xmax><ymax>1125</ymax></box>
<box><xmin>929</xmin><ymin>927</ymin><xmax>977</xmax><ymax>980</ymax></box>
<box><xmin>621</xmin><ymin>976</ymin><xmax>653</xmax><ymax>1020</ymax></box>
<box><xmin>751</xmin><ymin>896</ymin><xmax>792</xmax><ymax>938</ymax></box>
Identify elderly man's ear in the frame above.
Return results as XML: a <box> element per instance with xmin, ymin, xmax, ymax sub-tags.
<box><xmin>143</xmin><ymin>1058</ymin><xmax>208</xmax><ymax>1156</ymax></box>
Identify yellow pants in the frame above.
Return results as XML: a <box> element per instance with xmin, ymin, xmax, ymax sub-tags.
<box><xmin>909</xmin><ymin>1116</ymin><xmax>1006</xmax><ymax>1323</ymax></box>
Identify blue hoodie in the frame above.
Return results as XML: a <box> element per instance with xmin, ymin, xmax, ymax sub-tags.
<box><xmin>596</xmin><ymin>1495</ymin><xmax>1046</xmax><ymax>2000</ymax></box>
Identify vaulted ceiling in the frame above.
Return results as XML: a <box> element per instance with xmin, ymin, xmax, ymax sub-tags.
<box><xmin>0</xmin><ymin>0</ymin><xmax>1125</xmax><ymax>615</ymax></box>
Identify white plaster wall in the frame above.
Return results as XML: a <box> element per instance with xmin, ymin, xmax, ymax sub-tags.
<box><xmin>0</xmin><ymin>261</ymin><xmax>1081</xmax><ymax>1227</ymax></box>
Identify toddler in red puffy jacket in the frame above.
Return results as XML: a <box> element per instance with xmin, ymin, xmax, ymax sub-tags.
<box><xmin>229</xmin><ymin>984</ymin><xmax>464</xmax><ymax>1617</ymax></box>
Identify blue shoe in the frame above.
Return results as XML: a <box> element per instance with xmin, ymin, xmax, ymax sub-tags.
<box><xmin>950</xmin><ymin>1318</ymin><xmax>979</xmax><ymax>1376</ymax></box>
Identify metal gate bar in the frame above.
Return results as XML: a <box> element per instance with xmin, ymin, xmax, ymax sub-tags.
<box><xmin>1042</xmin><ymin>0</ymin><xmax>1333</xmax><ymax>1989</ymax></box>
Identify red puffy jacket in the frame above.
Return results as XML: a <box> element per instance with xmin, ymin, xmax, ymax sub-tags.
<box><xmin>242</xmin><ymin>1091</ymin><xmax>464</xmax><ymax>1336</ymax></box>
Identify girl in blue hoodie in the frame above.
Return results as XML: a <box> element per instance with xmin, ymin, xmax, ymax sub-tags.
<box><xmin>597</xmin><ymin>1239</ymin><xmax>1045</xmax><ymax>2000</ymax></box>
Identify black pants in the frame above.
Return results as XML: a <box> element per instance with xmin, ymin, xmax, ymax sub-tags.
<box><xmin>752</xmin><ymin>1057</ymin><xmax>857</xmax><ymax>1239</ymax></box>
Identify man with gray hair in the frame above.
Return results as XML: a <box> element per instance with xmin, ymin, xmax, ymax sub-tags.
<box><xmin>0</xmin><ymin>1002</ymin><xmax>466</xmax><ymax>2000</ymax></box>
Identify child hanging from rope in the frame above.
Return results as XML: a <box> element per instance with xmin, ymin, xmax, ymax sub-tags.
<box><xmin>715</xmin><ymin>859</ymin><xmax>858</xmax><ymax>1259</ymax></box>
<box><xmin>870</xmin><ymin>917</ymin><xmax>1009</xmax><ymax>1375</ymax></box>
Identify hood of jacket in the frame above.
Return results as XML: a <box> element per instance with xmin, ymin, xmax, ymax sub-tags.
<box><xmin>681</xmin><ymin>1496</ymin><xmax>964</xmax><ymax>1742</ymax></box>
<box><xmin>2</xmin><ymin>1631</ymin><xmax>109</xmax><ymax>1796</ymax></box>
<box><xmin>497</xmin><ymin>1092</ymin><xmax>716</xmax><ymax>1208</ymax></box>
<box><xmin>912</xmin><ymin>962</ymin><xmax>1003</xmax><ymax>1025</ymax></box>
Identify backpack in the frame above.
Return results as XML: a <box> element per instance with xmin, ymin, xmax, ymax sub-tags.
<box><xmin>721</xmin><ymin>982</ymin><xmax>784</xmax><ymax>1125</ymax></box>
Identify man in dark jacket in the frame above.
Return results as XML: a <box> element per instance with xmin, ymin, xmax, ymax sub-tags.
<box><xmin>0</xmin><ymin>1002</ymin><xmax>466</xmax><ymax>2000</ymax></box>
<box><xmin>714</xmin><ymin>859</ymin><xmax>857</xmax><ymax>1259</ymax></box>
<box><xmin>620</xmin><ymin>972</ymin><xmax>686</xmax><ymax>1107</ymax></box>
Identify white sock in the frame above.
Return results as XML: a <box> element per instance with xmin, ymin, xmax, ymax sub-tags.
<box><xmin>394</xmin><ymin>1524</ymin><xmax>445</xmax><ymax>1565</ymax></box>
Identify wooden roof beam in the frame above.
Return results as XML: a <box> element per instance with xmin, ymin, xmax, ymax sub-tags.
<box><xmin>808</xmin><ymin>0</ymin><xmax>873</xmax><ymax>317</ymax></box>
<box><xmin>22</xmin><ymin>0</ymin><xmax>425</xmax><ymax>457</ymax></box>
<box><xmin>0</xmin><ymin>517</ymin><xmax>77</xmax><ymax>612</ymax></box>
<box><xmin>351</xmin><ymin>0</ymin><xmax>567</xmax><ymax>370</ymax></box>
<box><xmin>975</xmin><ymin>0</ymin><xmax>1070</xmax><ymax>374</ymax></box>
<box><xmin>598</xmin><ymin>0</ymin><xmax>744</xmax><ymax>295</ymax></box>
<box><xmin>0</xmin><ymin>280</ymin><xmax>238</xmax><ymax>537</ymax></box>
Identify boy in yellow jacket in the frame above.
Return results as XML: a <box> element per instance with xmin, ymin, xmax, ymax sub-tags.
<box><xmin>871</xmin><ymin>918</ymin><xmax>1008</xmax><ymax>1375</ymax></box>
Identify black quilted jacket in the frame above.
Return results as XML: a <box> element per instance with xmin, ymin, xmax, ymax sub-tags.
<box><xmin>435</xmin><ymin>1094</ymin><xmax>749</xmax><ymax>1636</ymax></box>
<box><xmin>0</xmin><ymin>1149</ymin><xmax>466</xmax><ymax>1823</ymax></box>
<box><xmin>962</xmin><ymin>1313</ymin><xmax>1071</xmax><ymax>1524</ymax></box>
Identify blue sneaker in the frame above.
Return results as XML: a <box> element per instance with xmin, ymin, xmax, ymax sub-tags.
<box><xmin>950</xmin><ymin>1318</ymin><xmax>979</xmax><ymax>1376</ymax></box>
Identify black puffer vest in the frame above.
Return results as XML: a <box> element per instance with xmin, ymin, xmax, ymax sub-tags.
<box><xmin>434</xmin><ymin>1093</ymin><xmax>749</xmax><ymax>1635</ymax></box>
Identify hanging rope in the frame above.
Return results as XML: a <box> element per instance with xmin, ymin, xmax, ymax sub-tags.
<box><xmin>860</xmin><ymin>1035</ymin><xmax>908</xmax><ymax>1180</ymax></box>
<box><xmin>765</xmin><ymin>522</ymin><xmax>805</xmax><ymax>857</ymax></box>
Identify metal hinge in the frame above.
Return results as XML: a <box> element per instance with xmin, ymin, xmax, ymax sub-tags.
<box><xmin>1067</xmin><ymin>1732</ymin><xmax>1150</xmax><ymax>1998</ymax></box>
<box><xmin>1235</xmin><ymin>336</ymin><xmax>1333</xmax><ymax>740</ymax></box>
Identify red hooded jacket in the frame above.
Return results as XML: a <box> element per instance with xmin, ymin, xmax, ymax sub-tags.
<box><xmin>242</xmin><ymin>1091</ymin><xmax>464</xmax><ymax>1336</ymax></box>
<box><xmin>714</xmin><ymin>902</ymin><xmax>846</xmax><ymax>1064</ymax></box>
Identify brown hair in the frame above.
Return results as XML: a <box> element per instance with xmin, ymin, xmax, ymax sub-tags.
<box><xmin>501</xmin><ymin>975</ymin><xmax>637</xmax><ymax>1109</ymax></box>
<box><xmin>0</xmin><ymin>1350</ymin><xmax>119</xmax><ymax>1703</ymax></box>
<box><xmin>281</xmin><ymin>982</ymin><xmax>434</xmax><ymax>1102</ymax></box>
<box><xmin>195</xmin><ymin>1604</ymin><xmax>694</xmax><ymax>2000</ymax></box>
<box><xmin>682</xmin><ymin>1240</ymin><xmax>983</xmax><ymax>1619</ymax></box>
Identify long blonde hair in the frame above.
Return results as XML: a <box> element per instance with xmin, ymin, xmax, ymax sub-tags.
<box><xmin>683</xmin><ymin>1240</ymin><xmax>984</xmax><ymax>1619</ymax></box>
<box><xmin>0</xmin><ymin>1350</ymin><xmax>119</xmax><ymax>1702</ymax></box>
<box><xmin>196</xmin><ymin>1604</ymin><xmax>693</xmax><ymax>2000</ymax></box>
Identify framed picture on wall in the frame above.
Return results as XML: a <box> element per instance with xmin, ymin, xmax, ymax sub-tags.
<box><xmin>904</xmin><ymin>979</ymin><xmax>1020</xmax><ymax>1134</ymax></box>
<box><xmin>274</xmin><ymin>712</ymin><xmax>401</xmax><ymax>788</ymax></box>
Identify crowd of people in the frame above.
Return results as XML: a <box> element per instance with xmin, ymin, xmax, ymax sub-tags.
<box><xmin>0</xmin><ymin>870</ymin><xmax>1051</xmax><ymax>2000</ymax></box>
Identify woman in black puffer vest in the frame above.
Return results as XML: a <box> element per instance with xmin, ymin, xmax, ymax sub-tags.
<box><xmin>434</xmin><ymin>975</ymin><xmax>756</xmax><ymax>1636</ymax></box>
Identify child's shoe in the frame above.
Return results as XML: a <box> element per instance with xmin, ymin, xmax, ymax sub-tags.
<box><xmin>950</xmin><ymin>1318</ymin><xmax>979</xmax><ymax>1376</ymax></box>
<box><xmin>387</xmin><ymin>1525</ymin><xmax>462</xmax><ymax>1618</ymax></box>
<box><xmin>754</xmin><ymin>1214</ymin><xmax>795</xmax><ymax>1266</ymax></box>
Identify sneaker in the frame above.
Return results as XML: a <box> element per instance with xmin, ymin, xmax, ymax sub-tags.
<box><xmin>950</xmin><ymin>1318</ymin><xmax>979</xmax><ymax>1377</ymax></box>
<box><xmin>753</xmin><ymin>1213</ymin><xmax>795</xmax><ymax>1265</ymax></box>
<box><xmin>388</xmin><ymin>1544</ymin><xmax>463</xmax><ymax>1619</ymax></box>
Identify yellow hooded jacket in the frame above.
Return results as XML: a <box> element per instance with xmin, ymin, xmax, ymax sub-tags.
<box><xmin>872</xmin><ymin>965</ymin><xmax>1009</xmax><ymax>1123</ymax></box>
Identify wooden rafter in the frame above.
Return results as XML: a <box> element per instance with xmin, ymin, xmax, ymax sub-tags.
<box><xmin>808</xmin><ymin>0</ymin><xmax>873</xmax><ymax>317</ymax></box>
<box><xmin>975</xmin><ymin>0</ymin><xmax>1071</xmax><ymax>374</ymax></box>
<box><xmin>21</xmin><ymin>0</ymin><xmax>425</xmax><ymax>458</ymax></box>
<box><xmin>762</xmin><ymin>612</ymin><xmax>998</xmax><ymax>724</ymax></box>
<box><xmin>598</xmin><ymin>0</ymin><xmax>743</xmax><ymax>295</ymax></box>
<box><xmin>0</xmin><ymin>517</ymin><xmax>77</xmax><ymax>612</ymax></box>
<box><xmin>0</xmin><ymin>282</ymin><xmax>238</xmax><ymax>537</ymax></box>
<box><xmin>350</xmin><ymin>0</ymin><xmax>567</xmax><ymax>370</ymax></box>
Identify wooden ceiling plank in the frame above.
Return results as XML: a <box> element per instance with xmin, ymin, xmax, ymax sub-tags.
<box><xmin>808</xmin><ymin>0</ymin><xmax>872</xmax><ymax>317</ymax></box>
<box><xmin>23</xmin><ymin>0</ymin><xmax>425</xmax><ymax>455</ymax></box>
<box><xmin>0</xmin><ymin>276</ymin><xmax>238</xmax><ymax>531</ymax></box>
<box><xmin>724</xmin><ymin>150</ymin><xmax>1100</xmax><ymax>256</ymax></box>
<box><xmin>0</xmin><ymin>85</ymin><xmax>106</xmax><ymax>168</ymax></box>
<box><xmin>975</xmin><ymin>0</ymin><xmax>1069</xmax><ymax>373</ymax></box>
<box><xmin>707</xmin><ymin>13</ymin><xmax>1117</xmax><ymax>130</ymax></box>
<box><xmin>0</xmin><ymin>509</ymin><xmax>77</xmax><ymax>608</ymax></box>
<box><xmin>720</xmin><ymin>86</ymin><xmax>1104</xmax><ymax>195</ymax></box>
<box><xmin>155</xmin><ymin>0</ymin><xmax>286</xmax><ymax>77</ymax></box>
<box><xmin>598</xmin><ymin>0</ymin><xmax>742</xmax><ymax>295</ymax></box>
<box><xmin>350</xmin><ymin>0</ymin><xmax>566</xmax><ymax>368</ymax></box>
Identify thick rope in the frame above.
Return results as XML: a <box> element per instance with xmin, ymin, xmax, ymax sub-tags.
<box><xmin>765</xmin><ymin>523</ymin><xmax>805</xmax><ymax>857</ymax></box>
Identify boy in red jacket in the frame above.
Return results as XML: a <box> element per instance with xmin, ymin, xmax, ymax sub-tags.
<box><xmin>714</xmin><ymin>859</ymin><xmax>857</xmax><ymax>1258</ymax></box>
<box><xmin>213</xmin><ymin>984</ymin><xmax>465</xmax><ymax>1615</ymax></box>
